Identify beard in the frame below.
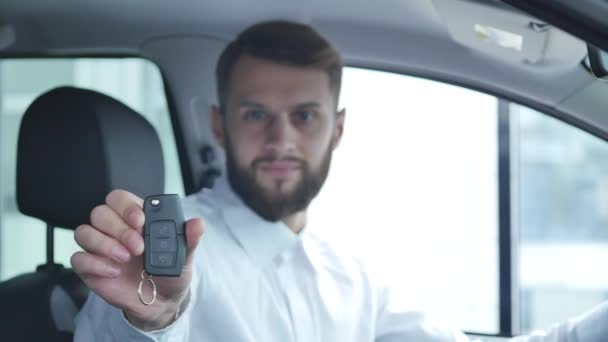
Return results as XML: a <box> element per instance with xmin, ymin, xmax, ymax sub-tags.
<box><xmin>224</xmin><ymin>138</ymin><xmax>332</xmax><ymax>222</ymax></box>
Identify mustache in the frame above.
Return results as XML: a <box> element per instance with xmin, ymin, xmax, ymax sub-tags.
<box><xmin>252</xmin><ymin>156</ymin><xmax>306</xmax><ymax>167</ymax></box>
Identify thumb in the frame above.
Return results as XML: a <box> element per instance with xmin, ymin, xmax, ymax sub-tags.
<box><xmin>184</xmin><ymin>218</ymin><xmax>204</xmax><ymax>263</ymax></box>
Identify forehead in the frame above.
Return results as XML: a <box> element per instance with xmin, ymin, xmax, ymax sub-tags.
<box><xmin>227</xmin><ymin>55</ymin><xmax>333</xmax><ymax>107</ymax></box>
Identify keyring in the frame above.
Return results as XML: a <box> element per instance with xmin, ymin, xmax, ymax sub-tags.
<box><xmin>138</xmin><ymin>270</ymin><xmax>157</xmax><ymax>305</ymax></box>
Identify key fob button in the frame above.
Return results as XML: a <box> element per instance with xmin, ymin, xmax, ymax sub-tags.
<box><xmin>151</xmin><ymin>252</ymin><xmax>175</xmax><ymax>267</ymax></box>
<box><xmin>150</xmin><ymin>221</ymin><xmax>175</xmax><ymax>237</ymax></box>
<box><xmin>151</xmin><ymin>237</ymin><xmax>177</xmax><ymax>252</ymax></box>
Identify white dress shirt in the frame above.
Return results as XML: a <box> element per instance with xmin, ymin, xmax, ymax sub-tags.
<box><xmin>74</xmin><ymin>177</ymin><xmax>608</xmax><ymax>341</ymax></box>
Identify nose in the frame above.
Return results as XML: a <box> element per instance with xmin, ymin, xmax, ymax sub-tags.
<box><xmin>264</xmin><ymin>113</ymin><xmax>296</xmax><ymax>155</ymax></box>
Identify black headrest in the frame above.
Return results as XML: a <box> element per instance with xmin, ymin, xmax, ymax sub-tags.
<box><xmin>16</xmin><ymin>86</ymin><xmax>164</xmax><ymax>230</ymax></box>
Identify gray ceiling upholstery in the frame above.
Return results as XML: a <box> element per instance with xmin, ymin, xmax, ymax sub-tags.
<box><xmin>1</xmin><ymin>0</ymin><xmax>606</xmax><ymax>133</ymax></box>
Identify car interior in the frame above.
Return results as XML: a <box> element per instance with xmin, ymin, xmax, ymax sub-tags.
<box><xmin>0</xmin><ymin>0</ymin><xmax>607</xmax><ymax>341</ymax></box>
<box><xmin>1</xmin><ymin>86</ymin><xmax>165</xmax><ymax>341</ymax></box>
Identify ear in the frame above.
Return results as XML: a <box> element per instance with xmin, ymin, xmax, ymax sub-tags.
<box><xmin>331</xmin><ymin>108</ymin><xmax>346</xmax><ymax>150</ymax></box>
<box><xmin>211</xmin><ymin>105</ymin><xmax>225</xmax><ymax>148</ymax></box>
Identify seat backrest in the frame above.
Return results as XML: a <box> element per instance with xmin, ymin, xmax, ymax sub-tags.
<box><xmin>0</xmin><ymin>86</ymin><xmax>165</xmax><ymax>342</ymax></box>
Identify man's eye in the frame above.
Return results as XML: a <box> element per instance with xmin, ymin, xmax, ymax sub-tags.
<box><xmin>294</xmin><ymin>110</ymin><xmax>314</xmax><ymax>122</ymax></box>
<box><xmin>245</xmin><ymin>110</ymin><xmax>267</xmax><ymax>121</ymax></box>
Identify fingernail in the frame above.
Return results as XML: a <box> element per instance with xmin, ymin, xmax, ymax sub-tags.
<box><xmin>112</xmin><ymin>246</ymin><xmax>131</xmax><ymax>263</ymax></box>
<box><xmin>106</xmin><ymin>265</ymin><xmax>121</xmax><ymax>277</ymax></box>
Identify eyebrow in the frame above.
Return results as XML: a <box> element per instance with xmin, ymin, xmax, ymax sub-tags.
<box><xmin>237</xmin><ymin>100</ymin><xmax>266</xmax><ymax>109</ymax></box>
<box><xmin>293</xmin><ymin>102</ymin><xmax>321</xmax><ymax>109</ymax></box>
<box><xmin>236</xmin><ymin>100</ymin><xmax>322</xmax><ymax>110</ymax></box>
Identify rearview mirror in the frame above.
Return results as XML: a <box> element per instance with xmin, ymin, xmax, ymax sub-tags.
<box><xmin>587</xmin><ymin>44</ymin><xmax>608</xmax><ymax>81</ymax></box>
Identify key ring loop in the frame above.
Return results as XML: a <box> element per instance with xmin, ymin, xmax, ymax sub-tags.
<box><xmin>138</xmin><ymin>270</ymin><xmax>157</xmax><ymax>305</ymax></box>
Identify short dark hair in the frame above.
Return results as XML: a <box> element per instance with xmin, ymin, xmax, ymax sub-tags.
<box><xmin>216</xmin><ymin>20</ymin><xmax>343</xmax><ymax>111</ymax></box>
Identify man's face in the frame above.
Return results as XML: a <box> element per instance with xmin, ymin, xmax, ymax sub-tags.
<box><xmin>212</xmin><ymin>55</ymin><xmax>345</xmax><ymax>221</ymax></box>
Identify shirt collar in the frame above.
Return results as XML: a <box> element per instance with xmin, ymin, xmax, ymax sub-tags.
<box><xmin>212</xmin><ymin>176</ymin><xmax>300</xmax><ymax>268</ymax></box>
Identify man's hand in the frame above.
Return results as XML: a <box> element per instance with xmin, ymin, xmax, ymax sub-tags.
<box><xmin>71</xmin><ymin>190</ymin><xmax>204</xmax><ymax>331</ymax></box>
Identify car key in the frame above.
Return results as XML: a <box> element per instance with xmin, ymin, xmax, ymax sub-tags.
<box><xmin>143</xmin><ymin>194</ymin><xmax>186</xmax><ymax>277</ymax></box>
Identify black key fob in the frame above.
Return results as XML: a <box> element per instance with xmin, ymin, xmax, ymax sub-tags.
<box><xmin>143</xmin><ymin>194</ymin><xmax>186</xmax><ymax>277</ymax></box>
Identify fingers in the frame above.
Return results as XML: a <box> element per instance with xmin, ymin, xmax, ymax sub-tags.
<box><xmin>105</xmin><ymin>189</ymin><xmax>145</xmax><ymax>230</ymax></box>
<box><xmin>74</xmin><ymin>224</ymin><xmax>131</xmax><ymax>263</ymax></box>
<box><xmin>71</xmin><ymin>251</ymin><xmax>121</xmax><ymax>278</ymax></box>
<box><xmin>185</xmin><ymin>218</ymin><xmax>204</xmax><ymax>251</ymax></box>
<box><xmin>184</xmin><ymin>218</ymin><xmax>204</xmax><ymax>266</ymax></box>
<box><xmin>90</xmin><ymin>204</ymin><xmax>144</xmax><ymax>255</ymax></box>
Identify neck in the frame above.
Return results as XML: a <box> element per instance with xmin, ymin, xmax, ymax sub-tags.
<box><xmin>282</xmin><ymin>210</ymin><xmax>307</xmax><ymax>234</ymax></box>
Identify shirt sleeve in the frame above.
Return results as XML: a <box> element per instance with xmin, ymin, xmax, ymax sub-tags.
<box><xmin>375</xmin><ymin>281</ymin><xmax>608</xmax><ymax>342</ymax></box>
<box><xmin>73</xmin><ymin>263</ymin><xmax>201</xmax><ymax>342</ymax></box>
<box><xmin>374</xmin><ymin>284</ymin><xmax>471</xmax><ymax>342</ymax></box>
<box><xmin>508</xmin><ymin>301</ymin><xmax>608</xmax><ymax>342</ymax></box>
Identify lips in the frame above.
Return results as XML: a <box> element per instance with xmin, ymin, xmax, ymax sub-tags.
<box><xmin>257</xmin><ymin>160</ymin><xmax>302</xmax><ymax>177</ymax></box>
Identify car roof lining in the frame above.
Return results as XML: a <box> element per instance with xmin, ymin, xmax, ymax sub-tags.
<box><xmin>0</xmin><ymin>0</ymin><xmax>605</xmax><ymax>139</ymax></box>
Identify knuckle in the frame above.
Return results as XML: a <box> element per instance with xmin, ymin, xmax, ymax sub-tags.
<box><xmin>102</xmin><ymin>239</ymin><xmax>118</xmax><ymax>256</ymax></box>
<box><xmin>123</xmin><ymin>204</ymin><xmax>136</xmax><ymax>220</ymax></box>
<box><xmin>74</xmin><ymin>225</ymin><xmax>89</xmax><ymax>243</ymax></box>
<box><xmin>93</xmin><ymin>260</ymin><xmax>110</xmax><ymax>275</ymax></box>
<box><xmin>74</xmin><ymin>225</ymin><xmax>104</xmax><ymax>253</ymax></box>
<box><xmin>118</xmin><ymin>227</ymin><xmax>133</xmax><ymax>245</ymax></box>
<box><xmin>89</xmin><ymin>205</ymin><xmax>108</xmax><ymax>226</ymax></box>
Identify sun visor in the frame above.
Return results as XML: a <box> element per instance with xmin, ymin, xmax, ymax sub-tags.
<box><xmin>0</xmin><ymin>21</ymin><xmax>16</xmax><ymax>50</ymax></box>
<box><xmin>432</xmin><ymin>0</ymin><xmax>586</xmax><ymax>69</ymax></box>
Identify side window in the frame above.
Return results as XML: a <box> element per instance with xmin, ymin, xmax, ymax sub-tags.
<box><xmin>0</xmin><ymin>58</ymin><xmax>183</xmax><ymax>280</ymax></box>
<box><xmin>309</xmin><ymin>67</ymin><xmax>608</xmax><ymax>335</ymax></box>
<box><xmin>513</xmin><ymin>104</ymin><xmax>608</xmax><ymax>332</ymax></box>
<box><xmin>308</xmin><ymin>67</ymin><xmax>500</xmax><ymax>334</ymax></box>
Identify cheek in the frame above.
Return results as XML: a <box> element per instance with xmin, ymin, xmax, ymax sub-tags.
<box><xmin>302</xmin><ymin>132</ymin><xmax>333</xmax><ymax>165</ymax></box>
<box><xmin>228</xmin><ymin>129</ymin><xmax>264</xmax><ymax>165</ymax></box>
